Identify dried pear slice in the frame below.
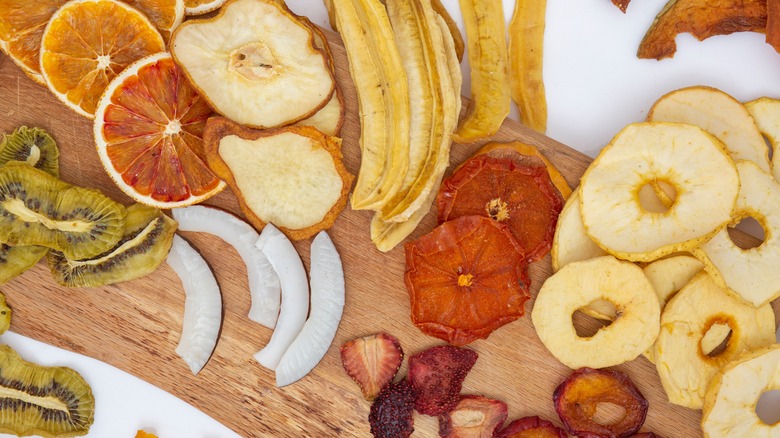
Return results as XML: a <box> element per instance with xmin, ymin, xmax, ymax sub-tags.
<box><xmin>744</xmin><ymin>97</ymin><xmax>780</xmax><ymax>182</ymax></box>
<box><xmin>694</xmin><ymin>160</ymin><xmax>780</xmax><ymax>307</ymax></box>
<box><xmin>203</xmin><ymin>118</ymin><xmax>354</xmax><ymax>240</ymax></box>
<box><xmin>333</xmin><ymin>0</ymin><xmax>410</xmax><ymax>210</ymax></box>
<box><xmin>48</xmin><ymin>204</ymin><xmax>177</xmax><ymax>287</ymax></box>
<box><xmin>580</xmin><ymin>122</ymin><xmax>739</xmax><ymax>262</ymax></box>
<box><xmin>0</xmin><ymin>344</ymin><xmax>95</xmax><ymax>437</ymax></box>
<box><xmin>648</xmin><ymin>86</ymin><xmax>770</xmax><ymax>173</ymax></box>
<box><xmin>0</xmin><ymin>126</ymin><xmax>59</xmax><ymax>177</ymax></box>
<box><xmin>654</xmin><ymin>271</ymin><xmax>775</xmax><ymax>409</ymax></box>
<box><xmin>454</xmin><ymin>0</ymin><xmax>510</xmax><ymax>143</ymax></box>
<box><xmin>0</xmin><ymin>243</ymin><xmax>48</xmax><ymax>284</ymax></box>
<box><xmin>171</xmin><ymin>0</ymin><xmax>335</xmax><ymax>129</ymax></box>
<box><xmin>0</xmin><ymin>162</ymin><xmax>125</xmax><ymax>260</ymax></box>
<box><xmin>0</xmin><ymin>291</ymin><xmax>11</xmax><ymax>334</ymax></box>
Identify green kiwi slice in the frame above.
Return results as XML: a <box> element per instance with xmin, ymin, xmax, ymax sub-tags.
<box><xmin>48</xmin><ymin>204</ymin><xmax>177</xmax><ymax>287</ymax></box>
<box><xmin>0</xmin><ymin>126</ymin><xmax>59</xmax><ymax>177</ymax></box>
<box><xmin>0</xmin><ymin>345</ymin><xmax>94</xmax><ymax>437</ymax></box>
<box><xmin>0</xmin><ymin>291</ymin><xmax>11</xmax><ymax>334</ymax></box>
<box><xmin>0</xmin><ymin>162</ymin><xmax>125</xmax><ymax>260</ymax></box>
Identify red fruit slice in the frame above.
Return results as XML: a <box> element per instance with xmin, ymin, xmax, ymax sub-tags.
<box><xmin>369</xmin><ymin>379</ymin><xmax>416</xmax><ymax>438</ymax></box>
<box><xmin>439</xmin><ymin>395</ymin><xmax>508</xmax><ymax>438</ymax></box>
<box><xmin>554</xmin><ymin>368</ymin><xmax>649</xmax><ymax>438</ymax></box>
<box><xmin>495</xmin><ymin>416</ymin><xmax>567</xmax><ymax>438</ymax></box>
<box><xmin>407</xmin><ymin>345</ymin><xmax>478</xmax><ymax>416</ymax></box>
<box><xmin>437</xmin><ymin>155</ymin><xmax>564</xmax><ymax>263</ymax></box>
<box><xmin>405</xmin><ymin>215</ymin><xmax>530</xmax><ymax>346</ymax></box>
<box><xmin>341</xmin><ymin>332</ymin><xmax>404</xmax><ymax>400</ymax></box>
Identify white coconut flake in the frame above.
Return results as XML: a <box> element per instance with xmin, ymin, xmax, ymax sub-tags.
<box><xmin>167</xmin><ymin>235</ymin><xmax>223</xmax><ymax>375</ymax></box>
<box><xmin>253</xmin><ymin>224</ymin><xmax>310</xmax><ymax>370</ymax></box>
<box><xmin>276</xmin><ymin>231</ymin><xmax>345</xmax><ymax>387</ymax></box>
<box><xmin>172</xmin><ymin>205</ymin><xmax>281</xmax><ymax>328</ymax></box>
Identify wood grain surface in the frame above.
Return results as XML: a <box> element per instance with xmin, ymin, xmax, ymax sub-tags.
<box><xmin>0</xmin><ymin>26</ymin><xmax>769</xmax><ymax>438</ymax></box>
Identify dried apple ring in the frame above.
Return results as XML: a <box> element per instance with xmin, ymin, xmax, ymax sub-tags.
<box><xmin>702</xmin><ymin>344</ymin><xmax>780</xmax><ymax>437</ymax></box>
<box><xmin>553</xmin><ymin>367</ymin><xmax>649</xmax><ymax>438</ymax></box>
<box><xmin>532</xmin><ymin>255</ymin><xmax>660</xmax><ymax>369</ymax></box>
<box><xmin>654</xmin><ymin>271</ymin><xmax>775</xmax><ymax>409</ymax></box>
<box><xmin>551</xmin><ymin>189</ymin><xmax>606</xmax><ymax>273</ymax></box>
<box><xmin>694</xmin><ymin>160</ymin><xmax>780</xmax><ymax>307</ymax></box>
<box><xmin>580</xmin><ymin>122</ymin><xmax>739</xmax><ymax>262</ymax></box>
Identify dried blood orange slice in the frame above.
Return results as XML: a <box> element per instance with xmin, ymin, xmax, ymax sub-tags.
<box><xmin>404</xmin><ymin>215</ymin><xmax>530</xmax><ymax>346</ymax></box>
<box><xmin>40</xmin><ymin>0</ymin><xmax>165</xmax><ymax>118</ymax></box>
<box><xmin>437</xmin><ymin>155</ymin><xmax>564</xmax><ymax>263</ymax></box>
<box><xmin>94</xmin><ymin>52</ymin><xmax>225</xmax><ymax>208</ymax></box>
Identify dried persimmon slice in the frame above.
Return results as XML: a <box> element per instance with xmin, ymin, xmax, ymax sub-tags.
<box><xmin>437</xmin><ymin>155</ymin><xmax>563</xmax><ymax>263</ymax></box>
<box><xmin>404</xmin><ymin>215</ymin><xmax>530</xmax><ymax>346</ymax></box>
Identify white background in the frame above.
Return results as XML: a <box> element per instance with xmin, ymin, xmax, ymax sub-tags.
<box><xmin>5</xmin><ymin>0</ymin><xmax>780</xmax><ymax>436</ymax></box>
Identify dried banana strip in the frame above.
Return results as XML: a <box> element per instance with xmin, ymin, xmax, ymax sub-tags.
<box><xmin>333</xmin><ymin>0</ymin><xmax>410</xmax><ymax>210</ymax></box>
<box><xmin>509</xmin><ymin>0</ymin><xmax>548</xmax><ymax>133</ymax></box>
<box><xmin>454</xmin><ymin>0</ymin><xmax>510</xmax><ymax>143</ymax></box>
<box><xmin>431</xmin><ymin>0</ymin><xmax>464</xmax><ymax>62</ymax></box>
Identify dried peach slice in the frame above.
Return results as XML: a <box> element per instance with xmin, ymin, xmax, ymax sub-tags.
<box><xmin>203</xmin><ymin>117</ymin><xmax>353</xmax><ymax>240</ymax></box>
<box><xmin>495</xmin><ymin>417</ymin><xmax>567</xmax><ymax>438</ymax></box>
<box><xmin>554</xmin><ymin>368</ymin><xmax>649</xmax><ymax>438</ymax></box>
<box><xmin>437</xmin><ymin>154</ymin><xmax>563</xmax><ymax>263</ymax></box>
<box><xmin>405</xmin><ymin>215</ymin><xmax>530</xmax><ymax>346</ymax></box>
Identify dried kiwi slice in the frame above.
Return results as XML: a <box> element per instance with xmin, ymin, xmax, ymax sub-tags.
<box><xmin>0</xmin><ymin>243</ymin><xmax>48</xmax><ymax>284</ymax></box>
<box><xmin>0</xmin><ymin>291</ymin><xmax>10</xmax><ymax>334</ymax></box>
<box><xmin>0</xmin><ymin>344</ymin><xmax>94</xmax><ymax>437</ymax></box>
<box><xmin>48</xmin><ymin>204</ymin><xmax>177</xmax><ymax>287</ymax></box>
<box><xmin>0</xmin><ymin>126</ymin><xmax>59</xmax><ymax>177</ymax></box>
<box><xmin>0</xmin><ymin>162</ymin><xmax>125</xmax><ymax>260</ymax></box>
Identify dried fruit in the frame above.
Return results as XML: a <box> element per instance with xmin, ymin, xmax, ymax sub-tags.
<box><xmin>654</xmin><ymin>271</ymin><xmax>775</xmax><ymax>409</ymax></box>
<box><xmin>0</xmin><ymin>291</ymin><xmax>11</xmax><ymax>334</ymax></box>
<box><xmin>405</xmin><ymin>216</ymin><xmax>530</xmax><ymax>346</ymax></box>
<box><xmin>48</xmin><ymin>204</ymin><xmax>177</xmax><ymax>287</ymax></box>
<box><xmin>0</xmin><ymin>244</ymin><xmax>47</xmax><ymax>284</ymax></box>
<box><xmin>332</xmin><ymin>0</ymin><xmax>410</xmax><ymax>210</ymax></box>
<box><xmin>554</xmin><ymin>368</ymin><xmax>648</xmax><ymax>438</ymax></box>
<box><xmin>369</xmin><ymin>379</ymin><xmax>416</xmax><ymax>438</ymax></box>
<box><xmin>341</xmin><ymin>332</ymin><xmax>404</xmax><ymax>400</ymax></box>
<box><xmin>0</xmin><ymin>344</ymin><xmax>95</xmax><ymax>436</ymax></box>
<box><xmin>0</xmin><ymin>126</ymin><xmax>59</xmax><ymax>177</ymax></box>
<box><xmin>94</xmin><ymin>52</ymin><xmax>225</xmax><ymax>209</ymax></box>
<box><xmin>121</xmin><ymin>0</ymin><xmax>184</xmax><ymax>42</ymax></box>
<box><xmin>431</xmin><ymin>0</ymin><xmax>464</xmax><ymax>61</ymax></box>
<box><xmin>172</xmin><ymin>0</ymin><xmax>335</xmax><ymax>129</ymax></box>
<box><xmin>0</xmin><ymin>162</ymin><xmax>126</xmax><ymax>261</ymax></box>
<box><xmin>580</xmin><ymin>122</ymin><xmax>739</xmax><ymax>262</ymax></box>
<box><xmin>184</xmin><ymin>0</ymin><xmax>224</xmax><ymax>15</ymax></box>
<box><xmin>454</xmin><ymin>0</ymin><xmax>510</xmax><ymax>142</ymax></box>
<box><xmin>647</xmin><ymin>86</ymin><xmax>770</xmax><ymax>173</ymax></box>
<box><xmin>437</xmin><ymin>155</ymin><xmax>563</xmax><ymax>263</ymax></box>
<box><xmin>439</xmin><ymin>395</ymin><xmax>508</xmax><ymax>438</ymax></box>
<box><xmin>135</xmin><ymin>431</ymin><xmax>158</xmax><ymax>438</ymax></box>
<box><xmin>694</xmin><ymin>160</ymin><xmax>780</xmax><ymax>307</ymax></box>
<box><xmin>532</xmin><ymin>256</ymin><xmax>660</xmax><ymax>369</ymax></box>
<box><xmin>744</xmin><ymin>97</ymin><xmax>780</xmax><ymax>182</ymax></box>
<box><xmin>495</xmin><ymin>416</ymin><xmax>567</xmax><ymax>438</ymax></box>
<box><xmin>407</xmin><ymin>345</ymin><xmax>478</xmax><ymax>416</ymax></box>
<box><xmin>508</xmin><ymin>0</ymin><xmax>548</xmax><ymax>133</ymax></box>
<box><xmin>702</xmin><ymin>344</ymin><xmax>780</xmax><ymax>437</ymax></box>
<box><xmin>768</xmin><ymin>0</ymin><xmax>780</xmax><ymax>52</ymax></box>
<box><xmin>637</xmin><ymin>0</ymin><xmax>767</xmax><ymax>60</ymax></box>
<box><xmin>550</xmin><ymin>189</ymin><xmax>605</xmax><ymax>273</ymax></box>
<box><xmin>40</xmin><ymin>0</ymin><xmax>165</xmax><ymax>118</ymax></box>
<box><xmin>611</xmin><ymin>0</ymin><xmax>631</xmax><ymax>13</ymax></box>
<box><xmin>203</xmin><ymin>118</ymin><xmax>354</xmax><ymax>240</ymax></box>
<box><xmin>167</xmin><ymin>234</ymin><xmax>222</xmax><ymax>375</ymax></box>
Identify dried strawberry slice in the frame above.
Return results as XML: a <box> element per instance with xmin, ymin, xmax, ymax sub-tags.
<box><xmin>408</xmin><ymin>345</ymin><xmax>478</xmax><ymax>416</ymax></box>
<box><xmin>554</xmin><ymin>368</ymin><xmax>649</xmax><ymax>438</ymax></box>
<box><xmin>341</xmin><ymin>333</ymin><xmax>404</xmax><ymax>400</ymax></box>
<box><xmin>439</xmin><ymin>395</ymin><xmax>508</xmax><ymax>438</ymax></box>
<box><xmin>369</xmin><ymin>378</ymin><xmax>416</xmax><ymax>438</ymax></box>
<box><xmin>405</xmin><ymin>215</ymin><xmax>530</xmax><ymax>346</ymax></box>
<box><xmin>437</xmin><ymin>155</ymin><xmax>563</xmax><ymax>263</ymax></box>
<box><xmin>495</xmin><ymin>416</ymin><xmax>567</xmax><ymax>437</ymax></box>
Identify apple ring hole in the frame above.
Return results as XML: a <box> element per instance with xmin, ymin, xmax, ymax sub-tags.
<box><xmin>728</xmin><ymin>216</ymin><xmax>766</xmax><ymax>249</ymax></box>
<box><xmin>701</xmin><ymin>321</ymin><xmax>733</xmax><ymax>358</ymax></box>
<box><xmin>592</xmin><ymin>402</ymin><xmax>627</xmax><ymax>426</ymax></box>
<box><xmin>572</xmin><ymin>307</ymin><xmax>614</xmax><ymax>338</ymax></box>
<box><xmin>756</xmin><ymin>389</ymin><xmax>780</xmax><ymax>425</ymax></box>
<box><xmin>637</xmin><ymin>181</ymin><xmax>677</xmax><ymax>214</ymax></box>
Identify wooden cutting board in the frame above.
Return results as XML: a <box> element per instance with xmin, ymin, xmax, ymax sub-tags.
<box><xmin>0</xmin><ymin>26</ymin><xmax>771</xmax><ymax>438</ymax></box>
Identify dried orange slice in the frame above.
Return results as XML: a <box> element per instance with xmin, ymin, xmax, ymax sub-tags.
<box><xmin>184</xmin><ymin>0</ymin><xmax>225</xmax><ymax>15</ymax></box>
<box><xmin>437</xmin><ymin>155</ymin><xmax>564</xmax><ymax>263</ymax></box>
<box><xmin>94</xmin><ymin>52</ymin><xmax>225</xmax><ymax>208</ymax></box>
<box><xmin>40</xmin><ymin>0</ymin><xmax>165</xmax><ymax>118</ymax></box>
<box><xmin>123</xmin><ymin>0</ymin><xmax>185</xmax><ymax>42</ymax></box>
<box><xmin>405</xmin><ymin>215</ymin><xmax>530</xmax><ymax>346</ymax></box>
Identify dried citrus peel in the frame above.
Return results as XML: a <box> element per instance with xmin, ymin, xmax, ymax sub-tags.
<box><xmin>203</xmin><ymin>118</ymin><xmax>353</xmax><ymax>241</ymax></box>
